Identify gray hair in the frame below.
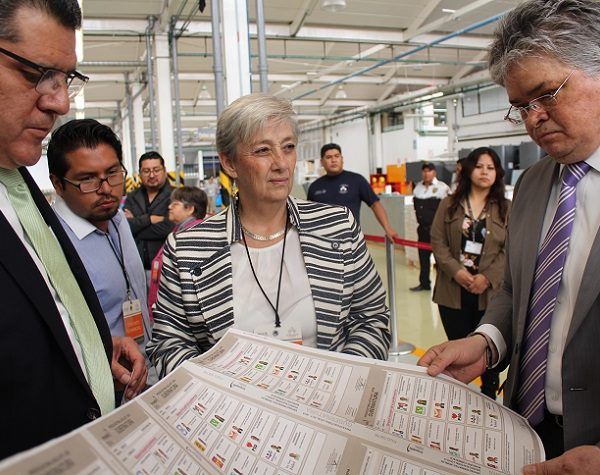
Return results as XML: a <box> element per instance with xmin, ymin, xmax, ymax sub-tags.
<box><xmin>489</xmin><ymin>0</ymin><xmax>600</xmax><ymax>85</ymax></box>
<box><xmin>0</xmin><ymin>0</ymin><xmax>81</xmax><ymax>42</ymax></box>
<box><xmin>216</xmin><ymin>93</ymin><xmax>298</xmax><ymax>159</ymax></box>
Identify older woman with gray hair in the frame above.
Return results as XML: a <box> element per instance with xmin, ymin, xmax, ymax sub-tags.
<box><xmin>147</xmin><ymin>93</ymin><xmax>390</xmax><ymax>376</ymax></box>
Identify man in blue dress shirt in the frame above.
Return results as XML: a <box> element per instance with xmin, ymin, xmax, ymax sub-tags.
<box><xmin>48</xmin><ymin>119</ymin><xmax>156</xmax><ymax>394</ymax></box>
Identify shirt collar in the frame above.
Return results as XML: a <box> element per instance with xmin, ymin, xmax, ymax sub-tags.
<box><xmin>52</xmin><ymin>195</ymin><xmax>119</xmax><ymax>240</ymax></box>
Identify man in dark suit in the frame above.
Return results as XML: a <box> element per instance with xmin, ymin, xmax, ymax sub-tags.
<box><xmin>0</xmin><ymin>0</ymin><xmax>146</xmax><ymax>459</ymax></box>
<box><xmin>419</xmin><ymin>1</ymin><xmax>600</xmax><ymax>473</ymax></box>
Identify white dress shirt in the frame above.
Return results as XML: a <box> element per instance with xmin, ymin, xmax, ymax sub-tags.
<box><xmin>479</xmin><ymin>147</ymin><xmax>600</xmax><ymax>415</ymax></box>
<box><xmin>413</xmin><ymin>177</ymin><xmax>450</xmax><ymax>200</ymax></box>
<box><xmin>231</xmin><ymin>228</ymin><xmax>317</xmax><ymax>347</ymax></box>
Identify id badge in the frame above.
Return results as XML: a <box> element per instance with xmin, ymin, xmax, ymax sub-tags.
<box><xmin>255</xmin><ymin>322</ymin><xmax>303</xmax><ymax>345</ymax></box>
<box><xmin>465</xmin><ymin>240</ymin><xmax>483</xmax><ymax>255</ymax></box>
<box><xmin>123</xmin><ymin>299</ymin><xmax>144</xmax><ymax>342</ymax></box>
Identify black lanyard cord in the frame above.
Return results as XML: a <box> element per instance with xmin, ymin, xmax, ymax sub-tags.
<box><xmin>466</xmin><ymin>196</ymin><xmax>488</xmax><ymax>241</ymax></box>
<box><xmin>105</xmin><ymin>220</ymin><xmax>131</xmax><ymax>297</ymax></box>
<box><xmin>241</xmin><ymin>212</ymin><xmax>289</xmax><ymax>328</ymax></box>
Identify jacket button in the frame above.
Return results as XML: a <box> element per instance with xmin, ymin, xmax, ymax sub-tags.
<box><xmin>86</xmin><ymin>408</ymin><xmax>101</xmax><ymax>420</ymax></box>
<box><xmin>331</xmin><ymin>242</ymin><xmax>340</xmax><ymax>250</ymax></box>
<box><xmin>192</xmin><ymin>266</ymin><xmax>202</xmax><ymax>276</ymax></box>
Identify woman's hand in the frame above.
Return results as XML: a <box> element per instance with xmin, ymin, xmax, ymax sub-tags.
<box><xmin>454</xmin><ymin>268</ymin><xmax>474</xmax><ymax>288</ymax></box>
<box><xmin>467</xmin><ymin>274</ymin><xmax>490</xmax><ymax>294</ymax></box>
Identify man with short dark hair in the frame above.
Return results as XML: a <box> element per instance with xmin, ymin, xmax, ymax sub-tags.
<box><xmin>419</xmin><ymin>1</ymin><xmax>600</xmax><ymax>472</ymax></box>
<box><xmin>410</xmin><ymin>162</ymin><xmax>449</xmax><ymax>291</ymax></box>
<box><xmin>0</xmin><ymin>0</ymin><xmax>145</xmax><ymax>459</ymax></box>
<box><xmin>48</xmin><ymin>119</ymin><xmax>155</xmax><ymax>395</ymax></box>
<box><xmin>124</xmin><ymin>151</ymin><xmax>173</xmax><ymax>270</ymax></box>
<box><xmin>307</xmin><ymin>143</ymin><xmax>398</xmax><ymax>240</ymax></box>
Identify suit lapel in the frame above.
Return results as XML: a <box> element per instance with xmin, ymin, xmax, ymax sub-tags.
<box><xmin>21</xmin><ymin>169</ymin><xmax>111</xmax><ymax>390</ymax></box>
<box><xmin>0</xmin><ymin>193</ymin><xmax>92</xmax><ymax>393</ymax></box>
<box><xmin>513</xmin><ymin>159</ymin><xmax>559</xmax><ymax>341</ymax></box>
<box><xmin>566</xmin><ymin>219</ymin><xmax>600</xmax><ymax>348</ymax></box>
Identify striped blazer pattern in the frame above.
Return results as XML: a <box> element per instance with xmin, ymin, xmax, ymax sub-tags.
<box><xmin>147</xmin><ymin>196</ymin><xmax>391</xmax><ymax>377</ymax></box>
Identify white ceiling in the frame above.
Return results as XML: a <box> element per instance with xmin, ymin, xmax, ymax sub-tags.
<box><xmin>70</xmin><ymin>0</ymin><xmax>521</xmax><ymax>142</ymax></box>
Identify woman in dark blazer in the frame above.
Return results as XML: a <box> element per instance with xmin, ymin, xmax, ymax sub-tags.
<box><xmin>431</xmin><ymin>147</ymin><xmax>511</xmax><ymax>398</ymax></box>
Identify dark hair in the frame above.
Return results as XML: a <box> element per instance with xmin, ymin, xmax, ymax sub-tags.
<box><xmin>171</xmin><ymin>186</ymin><xmax>207</xmax><ymax>219</ymax></box>
<box><xmin>320</xmin><ymin>143</ymin><xmax>342</xmax><ymax>158</ymax></box>
<box><xmin>138</xmin><ymin>151</ymin><xmax>165</xmax><ymax>170</ymax></box>
<box><xmin>421</xmin><ymin>162</ymin><xmax>436</xmax><ymax>171</ymax></box>
<box><xmin>47</xmin><ymin>118</ymin><xmax>123</xmax><ymax>178</ymax></box>
<box><xmin>0</xmin><ymin>0</ymin><xmax>82</xmax><ymax>42</ymax></box>
<box><xmin>448</xmin><ymin>147</ymin><xmax>509</xmax><ymax>222</ymax></box>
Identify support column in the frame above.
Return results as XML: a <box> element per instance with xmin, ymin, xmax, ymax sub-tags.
<box><xmin>221</xmin><ymin>0</ymin><xmax>252</xmax><ymax>103</ymax></box>
<box><xmin>120</xmin><ymin>104</ymin><xmax>135</xmax><ymax>173</ymax></box>
<box><xmin>373</xmin><ymin>113</ymin><xmax>384</xmax><ymax>171</ymax></box>
<box><xmin>154</xmin><ymin>33</ymin><xmax>176</xmax><ymax>172</ymax></box>
<box><xmin>132</xmin><ymin>82</ymin><xmax>146</xmax><ymax>160</ymax></box>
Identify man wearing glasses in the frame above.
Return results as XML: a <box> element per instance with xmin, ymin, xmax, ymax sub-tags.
<box><xmin>419</xmin><ymin>1</ymin><xmax>600</xmax><ymax>473</ymax></box>
<box><xmin>124</xmin><ymin>151</ymin><xmax>173</xmax><ymax>273</ymax></box>
<box><xmin>0</xmin><ymin>0</ymin><xmax>145</xmax><ymax>459</ymax></box>
<box><xmin>48</xmin><ymin>119</ymin><xmax>156</xmax><ymax>396</ymax></box>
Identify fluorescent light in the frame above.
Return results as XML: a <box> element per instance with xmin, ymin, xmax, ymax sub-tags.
<box><xmin>335</xmin><ymin>84</ymin><xmax>347</xmax><ymax>99</ymax></box>
<box><xmin>198</xmin><ymin>84</ymin><xmax>211</xmax><ymax>99</ymax></box>
<box><xmin>321</xmin><ymin>0</ymin><xmax>346</xmax><ymax>13</ymax></box>
<box><xmin>442</xmin><ymin>8</ymin><xmax>456</xmax><ymax>14</ymax></box>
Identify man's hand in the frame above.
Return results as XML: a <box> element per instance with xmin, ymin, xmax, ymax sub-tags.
<box><xmin>123</xmin><ymin>208</ymin><xmax>134</xmax><ymax>219</ymax></box>
<box><xmin>522</xmin><ymin>445</ymin><xmax>600</xmax><ymax>475</ymax></box>
<box><xmin>467</xmin><ymin>274</ymin><xmax>490</xmax><ymax>294</ymax></box>
<box><xmin>417</xmin><ymin>335</ymin><xmax>487</xmax><ymax>383</ymax></box>
<box><xmin>454</xmin><ymin>268</ymin><xmax>475</xmax><ymax>288</ymax></box>
<box><xmin>150</xmin><ymin>215</ymin><xmax>164</xmax><ymax>224</ymax></box>
<box><xmin>111</xmin><ymin>336</ymin><xmax>148</xmax><ymax>400</ymax></box>
<box><xmin>384</xmin><ymin>227</ymin><xmax>400</xmax><ymax>243</ymax></box>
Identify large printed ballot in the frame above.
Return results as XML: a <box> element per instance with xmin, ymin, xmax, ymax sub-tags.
<box><xmin>0</xmin><ymin>329</ymin><xmax>544</xmax><ymax>475</ymax></box>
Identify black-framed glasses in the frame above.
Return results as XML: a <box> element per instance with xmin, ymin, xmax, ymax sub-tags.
<box><xmin>504</xmin><ymin>71</ymin><xmax>574</xmax><ymax>125</ymax></box>
<box><xmin>0</xmin><ymin>46</ymin><xmax>89</xmax><ymax>99</ymax></box>
<box><xmin>63</xmin><ymin>169</ymin><xmax>126</xmax><ymax>193</ymax></box>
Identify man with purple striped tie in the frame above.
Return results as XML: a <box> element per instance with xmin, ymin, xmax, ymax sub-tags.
<box><xmin>418</xmin><ymin>1</ymin><xmax>600</xmax><ymax>473</ymax></box>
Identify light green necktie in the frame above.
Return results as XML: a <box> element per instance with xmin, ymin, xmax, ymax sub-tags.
<box><xmin>0</xmin><ymin>168</ymin><xmax>114</xmax><ymax>414</ymax></box>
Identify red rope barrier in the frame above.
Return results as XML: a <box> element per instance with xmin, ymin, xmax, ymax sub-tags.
<box><xmin>364</xmin><ymin>234</ymin><xmax>433</xmax><ymax>251</ymax></box>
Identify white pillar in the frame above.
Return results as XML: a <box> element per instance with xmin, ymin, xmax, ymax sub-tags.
<box><xmin>154</xmin><ymin>33</ymin><xmax>176</xmax><ymax>172</ymax></box>
<box><xmin>120</xmin><ymin>105</ymin><xmax>135</xmax><ymax>173</ymax></box>
<box><xmin>373</xmin><ymin>113</ymin><xmax>384</xmax><ymax>171</ymax></box>
<box><xmin>132</xmin><ymin>82</ymin><xmax>146</xmax><ymax>159</ymax></box>
<box><xmin>222</xmin><ymin>0</ymin><xmax>252</xmax><ymax>103</ymax></box>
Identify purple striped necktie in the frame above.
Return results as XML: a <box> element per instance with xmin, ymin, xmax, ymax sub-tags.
<box><xmin>517</xmin><ymin>161</ymin><xmax>591</xmax><ymax>426</ymax></box>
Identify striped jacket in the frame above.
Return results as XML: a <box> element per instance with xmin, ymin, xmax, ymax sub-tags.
<box><xmin>147</xmin><ymin>196</ymin><xmax>391</xmax><ymax>377</ymax></box>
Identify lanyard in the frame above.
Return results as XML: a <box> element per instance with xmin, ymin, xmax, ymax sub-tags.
<box><xmin>465</xmin><ymin>197</ymin><xmax>487</xmax><ymax>241</ymax></box>
<box><xmin>105</xmin><ymin>219</ymin><xmax>132</xmax><ymax>299</ymax></box>
<box><xmin>240</xmin><ymin>211</ymin><xmax>289</xmax><ymax>328</ymax></box>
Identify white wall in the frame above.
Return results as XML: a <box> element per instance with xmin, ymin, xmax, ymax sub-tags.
<box><xmin>28</xmin><ymin>156</ymin><xmax>53</xmax><ymax>193</ymax></box>
<box><xmin>324</xmin><ymin>118</ymin><xmax>370</xmax><ymax>177</ymax></box>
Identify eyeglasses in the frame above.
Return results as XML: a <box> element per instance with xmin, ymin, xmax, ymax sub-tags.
<box><xmin>0</xmin><ymin>47</ymin><xmax>89</xmax><ymax>99</ymax></box>
<box><xmin>504</xmin><ymin>71</ymin><xmax>574</xmax><ymax>125</ymax></box>
<box><xmin>140</xmin><ymin>166</ymin><xmax>164</xmax><ymax>176</ymax></box>
<box><xmin>63</xmin><ymin>169</ymin><xmax>126</xmax><ymax>193</ymax></box>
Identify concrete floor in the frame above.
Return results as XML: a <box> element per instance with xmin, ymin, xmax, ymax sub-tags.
<box><xmin>367</xmin><ymin>242</ymin><xmax>505</xmax><ymax>400</ymax></box>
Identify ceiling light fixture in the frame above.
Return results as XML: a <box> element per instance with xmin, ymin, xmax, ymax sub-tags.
<box><xmin>442</xmin><ymin>8</ymin><xmax>456</xmax><ymax>14</ymax></box>
<box><xmin>198</xmin><ymin>84</ymin><xmax>211</xmax><ymax>99</ymax></box>
<box><xmin>335</xmin><ymin>84</ymin><xmax>348</xmax><ymax>99</ymax></box>
<box><xmin>321</xmin><ymin>0</ymin><xmax>346</xmax><ymax>13</ymax></box>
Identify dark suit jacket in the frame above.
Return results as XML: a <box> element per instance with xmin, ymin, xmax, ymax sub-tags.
<box><xmin>0</xmin><ymin>168</ymin><xmax>112</xmax><ymax>459</ymax></box>
<box><xmin>124</xmin><ymin>183</ymin><xmax>173</xmax><ymax>269</ymax></box>
<box><xmin>482</xmin><ymin>156</ymin><xmax>600</xmax><ymax>450</ymax></box>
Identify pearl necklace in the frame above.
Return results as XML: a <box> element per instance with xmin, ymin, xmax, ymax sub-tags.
<box><xmin>241</xmin><ymin>225</ymin><xmax>287</xmax><ymax>241</ymax></box>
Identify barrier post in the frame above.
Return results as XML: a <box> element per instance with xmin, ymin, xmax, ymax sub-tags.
<box><xmin>386</xmin><ymin>236</ymin><xmax>416</xmax><ymax>356</ymax></box>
